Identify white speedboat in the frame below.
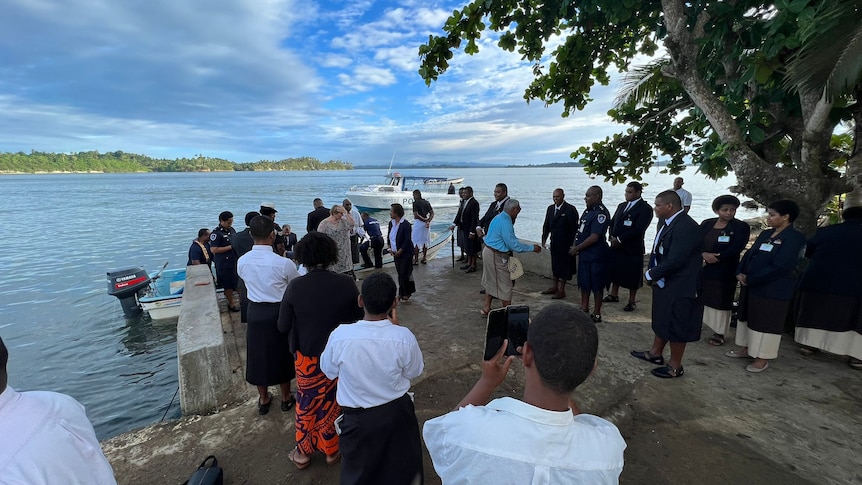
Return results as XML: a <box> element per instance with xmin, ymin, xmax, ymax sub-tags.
<box><xmin>347</xmin><ymin>172</ymin><xmax>464</xmax><ymax>211</ymax></box>
<box><xmin>107</xmin><ymin>263</ymin><xmax>220</xmax><ymax>320</ymax></box>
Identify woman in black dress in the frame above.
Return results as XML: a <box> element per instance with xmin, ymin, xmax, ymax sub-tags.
<box><xmin>726</xmin><ymin>199</ymin><xmax>805</xmax><ymax>373</ymax></box>
<box><xmin>794</xmin><ymin>198</ymin><xmax>862</xmax><ymax>369</ymax></box>
<box><xmin>699</xmin><ymin>195</ymin><xmax>750</xmax><ymax>346</ymax></box>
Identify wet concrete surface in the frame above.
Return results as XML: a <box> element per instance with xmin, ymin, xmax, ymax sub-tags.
<box><xmin>103</xmin><ymin>257</ymin><xmax>862</xmax><ymax>484</ymax></box>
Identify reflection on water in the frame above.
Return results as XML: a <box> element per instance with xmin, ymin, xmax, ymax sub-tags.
<box><xmin>0</xmin><ymin>168</ymin><xmax>747</xmax><ymax>439</ymax></box>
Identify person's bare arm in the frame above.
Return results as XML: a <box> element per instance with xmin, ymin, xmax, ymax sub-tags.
<box><xmin>456</xmin><ymin>340</ymin><xmax>514</xmax><ymax>409</ymax></box>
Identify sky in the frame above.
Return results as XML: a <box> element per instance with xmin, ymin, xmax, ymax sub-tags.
<box><xmin>0</xmin><ymin>0</ymin><xmax>626</xmax><ymax>166</ymax></box>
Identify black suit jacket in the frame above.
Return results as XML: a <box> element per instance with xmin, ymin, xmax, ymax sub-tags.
<box><xmin>479</xmin><ymin>197</ymin><xmax>508</xmax><ymax>232</ymax></box>
<box><xmin>458</xmin><ymin>197</ymin><xmax>480</xmax><ymax>234</ymax></box>
<box><xmin>387</xmin><ymin>219</ymin><xmax>413</xmax><ymax>261</ymax></box>
<box><xmin>650</xmin><ymin>212</ymin><xmax>703</xmax><ymax>297</ymax></box>
<box><xmin>609</xmin><ymin>199</ymin><xmax>653</xmax><ymax>257</ymax></box>
<box><xmin>307</xmin><ymin>207</ymin><xmax>330</xmax><ymax>233</ymax></box>
<box><xmin>541</xmin><ymin>201</ymin><xmax>579</xmax><ymax>253</ymax></box>
<box><xmin>699</xmin><ymin>218</ymin><xmax>749</xmax><ymax>281</ymax></box>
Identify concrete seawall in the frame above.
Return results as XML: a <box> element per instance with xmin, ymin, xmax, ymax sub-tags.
<box><xmin>176</xmin><ymin>264</ymin><xmax>242</xmax><ymax>415</ymax></box>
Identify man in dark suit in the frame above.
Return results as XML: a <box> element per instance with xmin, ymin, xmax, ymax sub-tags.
<box><xmin>450</xmin><ymin>186</ymin><xmax>480</xmax><ymax>273</ymax></box>
<box><xmin>306</xmin><ymin>198</ymin><xmax>329</xmax><ymax>233</ymax></box>
<box><xmin>476</xmin><ymin>183</ymin><xmax>509</xmax><ymax>237</ymax></box>
<box><xmin>631</xmin><ymin>190</ymin><xmax>704</xmax><ymax>378</ymax></box>
<box><xmin>605</xmin><ymin>182</ymin><xmax>653</xmax><ymax>311</ymax></box>
<box><xmin>388</xmin><ymin>203</ymin><xmax>415</xmax><ymax>301</ymax></box>
<box><xmin>540</xmin><ymin>188</ymin><xmax>579</xmax><ymax>299</ymax></box>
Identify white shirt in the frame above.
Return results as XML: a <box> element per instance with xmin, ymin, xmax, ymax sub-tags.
<box><xmin>423</xmin><ymin>397</ymin><xmax>626</xmax><ymax>485</ymax></box>
<box><xmin>389</xmin><ymin>218</ymin><xmax>403</xmax><ymax>251</ymax></box>
<box><xmin>675</xmin><ymin>187</ymin><xmax>692</xmax><ymax>207</ymax></box>
<box><xmin>320</xmin><ymin>319</ymin><xmax>424</xmax><ymax>408</ymax></box>
<box><xmin>347</xmin><ymin>209</ymin><xmax>365</xmax><ymax>238</ymax></box>
<box><xmin>237</xmin><ymin>245</ymin><xmax>299</xmax><ymax>303</ymax></box>
<box><xmin>0</xmin><ymin>387</ymin><xmax>117</xmax><ymax>485</ymax></box>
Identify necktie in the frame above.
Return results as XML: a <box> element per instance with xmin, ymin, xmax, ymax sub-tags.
<box><xmin>624</xmin><ymin>201</ymin><xmax>634</xmax><ymax>213</ymax></box>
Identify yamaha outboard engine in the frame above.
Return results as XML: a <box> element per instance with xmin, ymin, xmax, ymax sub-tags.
<box><xmin>107</xmin><ymin>267</ymin><xmax>151</xmax><ymax>316</ymax></box>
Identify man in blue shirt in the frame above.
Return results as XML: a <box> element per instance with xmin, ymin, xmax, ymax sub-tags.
<box><xmin>569</xmin><ymin>186</ymin><xmax>611</xmax><ymax>323</ymax></box>
<box><xmin>360</xmin><ymin>212</ymin><xmax>385</xmax><ymax>268</ymax></box>
<box><xmin>481</xmin><ymin>199</ymin><xmax>541</xmax><ymax>315</ymax></box>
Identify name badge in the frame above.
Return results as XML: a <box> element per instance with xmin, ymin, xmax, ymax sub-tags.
<box><xmin>658</xmin><ymin>245</ymin><xmax>665</xmax><ymax>255</ymax></box>
<box><xmin>717</xmin><ymin>235</ymin><xmax>730</xmax><ymax>243</ymax></box>
<box><xmin>759</xmin><ymin>243</ymin><xmax>774</xmax><ymax>252</ymax></box>
<box><xmin>623</xmin><ymin>220</ymin><xmax>633</xmax><ymax>227</ymax></box>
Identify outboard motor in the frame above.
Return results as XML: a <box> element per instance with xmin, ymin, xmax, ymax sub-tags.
<box><xmin>107</xmin><ymin>267</ymin><xmax>151</xmax><ymax>316</ymax></box>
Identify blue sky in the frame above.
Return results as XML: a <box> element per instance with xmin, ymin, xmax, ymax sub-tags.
<box><xmin>0</xmin><ymin>0</ymin><xmax>624</xmax><ymax>166</ymax></box>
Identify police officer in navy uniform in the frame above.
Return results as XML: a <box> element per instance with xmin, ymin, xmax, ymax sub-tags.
<box><xmin>211</xmin><ymin>210</ymin><xmax>240</xmax><ymax>311</ymax></box>
<box><xmin>569</xmin><ymin>186</ymin><xmax>611</xmax><ymax>323</ymax></box>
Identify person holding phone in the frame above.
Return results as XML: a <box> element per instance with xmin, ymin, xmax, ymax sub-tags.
<box><xmin>424</xmin><ymin>302</ymin><xmax>626</xmax><ymax>483</ymax></box>
<box><xmin>481</xmin><ymin>199</ymin><xmax>541</xmax><ymax>315</ymax></box>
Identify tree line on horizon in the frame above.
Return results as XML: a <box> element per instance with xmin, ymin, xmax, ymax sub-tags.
<box><xmin>0</xmin><ymin>150</ymin><xmax>353</xmax><ymax>173</ymax></box>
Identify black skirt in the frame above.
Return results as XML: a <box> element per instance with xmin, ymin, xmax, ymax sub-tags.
<box><xmin>795</xmin><ymin>290</ymin><xmax>862</xmax><ymax>334</ymax></box>
<box><xmin>245</xmin><ymin>302</ymin><xmax>295</xmax><ymax>386</ymax></box>
<box><xmin>739</xmin><ymin>289</ymin><xmax>789</xmax><ymax>335</ymax></box>
<box><xmin>701</xmin><ymin>276</ymin><xmax>738</xmax><ymax>310</ymax></box>
<box><xmin>339</xmin><ymin>394</ymin><xmax>424</xmax><ymax>485</ymax></box>
<box><xmin>607</xmin><ymin>250</ymin><xmax>643</xmax><ymax>290</ymax></box>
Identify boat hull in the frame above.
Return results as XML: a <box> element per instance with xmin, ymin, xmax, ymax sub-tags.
<box><xmin>347</xmin><ymin>190</ymin><xmax>461</xmax><ymax>211</ymax></box>
<box><xmin>140</xmin><ymin>297</ymin><xmax>183</xmax><ymax>320</ymax></box>
<box><xmin>353</xmin><ymin>229</ymin><xmax>452</xmax><ymax>273</ymax></box>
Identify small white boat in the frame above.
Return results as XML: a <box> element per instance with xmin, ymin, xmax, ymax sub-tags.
<box><xmin>347</xmin><ymin>172</ymin><xmax>464</xmax><ymax>211</ymax></box>
<box><xmin>353</xmin><ymin>228</ymin><xmax>452</xmax><ymax>273</ymax></box>
<box><xmin>138</xmin><ymin>267</ymin><xmax>186</xmax><ymax>320</ymax></box>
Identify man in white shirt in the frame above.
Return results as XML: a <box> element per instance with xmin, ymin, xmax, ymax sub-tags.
<box><xmin>343</xmin><ymin>199</ymin><xmax>365</xmax><ymax>265</ymax></box>
<box><xmin>321</xmin><ymin>272</ymin><xmax>425</xmax><ymax>484</ymax></box>
<box><xmin>423</xmin><ymin>302</ymin><xmax>626</xmax><ymax>484</ymax></box>
<box><xmin>0</xmin><ymin>336</ymin><xmax>117</xmax><ymax>484</ymax></box>
<box><xmin>673</xmin><ymin>177</ymin><xmax>692</xmax><ymax>213</ymax></box>
<box><xmin>237</xmin><ymin>215</ymin><xmax>300</xmax><ymax>414</ymax></box>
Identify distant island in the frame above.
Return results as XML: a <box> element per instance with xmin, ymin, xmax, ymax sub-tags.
<box><xmin>0</xmin><ymin>151</ymin><xmax>353</xmax><ymax>174</ymax></box>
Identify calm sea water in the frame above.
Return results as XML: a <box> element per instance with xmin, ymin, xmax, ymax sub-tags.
<box><xmin>0</xmin><ymin>167</ymin><xmax>758</xmax><ymax>439</ymax></box>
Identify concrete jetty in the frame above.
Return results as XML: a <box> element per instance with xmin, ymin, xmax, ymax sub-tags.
<box><xmin>102</xmin><ymin>255</ymin><xmax>862</xmax><ymax>484</ymax></box>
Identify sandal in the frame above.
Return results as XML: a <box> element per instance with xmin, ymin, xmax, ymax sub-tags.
<box><xmin>281</xmin><ymin>396</ymin><xmax>296</xmax><ymax>412</ymax></box>
<box><xmin>602</xmin><ymin>294</ymin><xmax>620</xmax><ymax>303</ymax></box>
<box><xmin>258</xmin><ymin>392</ymin><xmax>273</xmax><ymax>415</ymax></box>
<box><xmin>326</xmin><ymin>451</ymin><xmax>341</xmax><ymax>466</ymax></box>
<box><xmin>652</xmin><ymin>365</ymin><xmax>684</xmax><ymax>378</ymax></box>
<box><xmin>799</xmin><ymin>345</ymin><xmax>818</xmax><ymax>356</ymax></box>
<box><xmin>480</xmin><ymin>308</ymin><xmax>491</xmax><ymax>317</ymax></box>
<box><xmin>399</xmin><ymin>296</ymin><xmax>411</xmax><ymax>302</ymax></box>
<box><xmin>288</xmin><ymin>447</ymin><xmax>311</xmax><ymax>470</ymax></box>
<box><xmin>725</xmin><ymin>350</ymin><xmax>752</xmax><ymax>359</ymax></box>
<box><xmin>630</xmin><ymin>350</ymin><xmax>665</xmax><ymax>365</ymax></box>
<box><xmin>708</xmin><ymin>333</ymin><xmax>725</xmax><ymax>346</ymax></box>
<box><xmin>420</xmin><ymin>259</ymin><xmax>427</xmax><ymax>264</ymax></box>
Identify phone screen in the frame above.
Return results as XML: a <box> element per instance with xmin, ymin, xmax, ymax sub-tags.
<box><xmin>506</xmin><ymin>305</ymin><xmax>529</xmax><ymax>356</ymax></box>
<box><xmin>483</xmin><ymin>308</ymin><xmax>508</xmax><ymax>360</ymax></box>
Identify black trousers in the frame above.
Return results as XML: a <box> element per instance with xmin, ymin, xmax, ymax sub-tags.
<box><xmin>350</xmin><ymin>234</ymin><xmax>360</xmax><ymax>264</ymax></box>
<box><xmin>360</xmin><ymin>236</ymin><xmax>384</xmax><ymax>268</ymax></box>
<box><xmin>339</xmin><ymin>394</ymin><xmax>424</xmax><ymax>485</ymax></box>
<box><xmin>394</xmin><ymin>255</ymin><xmax>416</xmax><ymax>298</ymax></box>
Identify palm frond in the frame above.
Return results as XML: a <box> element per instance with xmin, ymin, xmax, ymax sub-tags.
<box><xmin>613</xmin><ymin>57</ymin><xmax>672</xmax><ymax>109</ymax></box>
<box><xmin>785</xmin><ymin>0</ymin><xmax>862</xmax><ymax>100</ymax></box>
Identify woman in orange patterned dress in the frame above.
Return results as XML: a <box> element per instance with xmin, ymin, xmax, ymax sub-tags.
<box><xmin>278</xmin><ymin>232</ymin><xmax>363</xmax><ymax>469</ymax></box>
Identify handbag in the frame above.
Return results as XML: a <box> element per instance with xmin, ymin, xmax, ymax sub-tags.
<box><xmin>507</xmin><ymin>255</ymin><xmax>524</xmax><ymax>280</ymax></box>
<box><xmin>183</xmin><ymin>455</ymin><xmax>223</xmax><ymax>485</ymax></box>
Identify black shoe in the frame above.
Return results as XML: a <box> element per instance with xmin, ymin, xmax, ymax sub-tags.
<box><xmin>630</xmin><ymin>350</ymin><xmax>665</xmax><ymax>365</ymax></box>
<box><xmin>479</xmin><ymin>289</ymin><xmax>486</xmax><ymax>294</ymax></box>
<box><xmin>281</xmin><ymin>396</ymin><xmax>296</xmax><ymax>412</ymax></box>
<box><xmin>258</xmin><ymin>392</ymin><xmax>273</xmax><ymax>415</ymax></box>
<box><xmin>360</xmin><ymin>263</ymin><xmax>373</xmax><ymax>268</ymax></box>
<box><xmin>464</xmin><ymin>266</ymin><xmax>477</xmax><ymax>273</ymax></box>
<box><xmin>623</xmin><ymin>302</ymin><xmax>636</xmax><ymax>312</ymax></box>
<box><xmin>590</xmin><ymin>313</ymin><xmax>602</xmax><ymax>323</ymax></box>
<box><xmin>460</xmin><ymin>264</ymin><xmax>471</xmax><ymax>270</ymax></box>
<box><xmin>651</xmin><ymin>365</ymin><xmax>684</xmax><ymax>378</ymax></box>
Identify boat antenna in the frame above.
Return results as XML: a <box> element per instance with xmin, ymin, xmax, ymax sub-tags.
<box><xmin>386</xmin><ymin>152</ymin><xmax>395</xmax><ymax>176</ymax></box>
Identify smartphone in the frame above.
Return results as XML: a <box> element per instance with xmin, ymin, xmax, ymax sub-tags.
<box><xmin>506</xmin><ymin>305</ymin><xmax>529</xmax><ymax>355</ymax></box>
<box><xmin>483</xmin><ymin>306</ymin><xmax>529</xmax><ymax>360</ymax></box>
